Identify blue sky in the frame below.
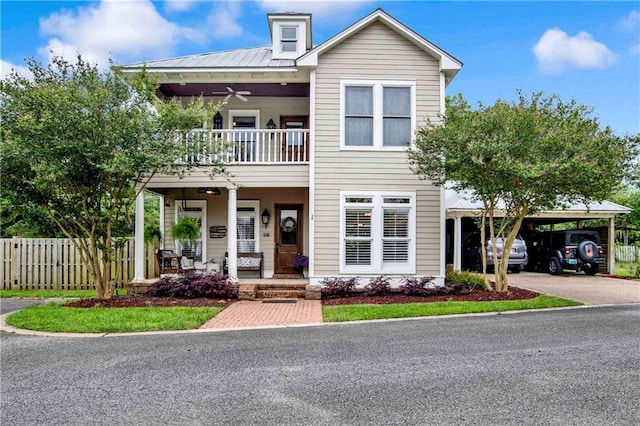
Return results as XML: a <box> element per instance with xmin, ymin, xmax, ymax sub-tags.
<box><xmin>2</xmin><ymin>1</ymin><xmax>639</xmax><ymax>135</ymax></box>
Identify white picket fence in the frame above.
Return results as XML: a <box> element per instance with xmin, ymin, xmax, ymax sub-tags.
<box><xmin>0</xmin><ymin>237</ymin><xmax>157</xmax><ymax>290</ymax></box>
<box><xmin>615</xmin><ymin>245</ymin><xmax>640</xmax><ymax>263</ymax></box>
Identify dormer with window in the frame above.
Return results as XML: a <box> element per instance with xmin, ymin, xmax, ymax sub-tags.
<box><xmin>268</xmin><ymin>13</ymin><xmax>312</xmax><ymax>60</ymax></box>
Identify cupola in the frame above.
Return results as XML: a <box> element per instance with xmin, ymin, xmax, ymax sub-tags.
<box><xmin>267</xmin><ymin>12</ymin><xmax>312</xmax><ymax>60</ymax></box>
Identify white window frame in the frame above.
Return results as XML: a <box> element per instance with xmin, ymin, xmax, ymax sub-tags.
<box><xmin>272</xmin><ymin>22</ymin><xmax>304</xmax><ymax>59</ymax></box>
<box><xmin>280</xmin><ymin>25</ymin><xmax>298</xmax><ymax>53</ymax></box>
<box><xmin>340</xmin><ymin>191</ymin><xmax>416</xmax><ymax>274</ymax></box>
<box><xmin>237</xmin><ymin>200</ymin><xmax>260</xmax><ymax>253</ymax></box>
<box><xmin>174</xmin><ymin>200</ymin><xmax>207</xmax><ymax>265</ymax></box>
<box><xmin>340</xmin><ymin>80</ymin><xmax>416</xmax><ymax>151</ymax></box>
<box><xmin>228</xmin><ymin>110</ymin><xmax>260</xmax><ymax>130</ymax></box>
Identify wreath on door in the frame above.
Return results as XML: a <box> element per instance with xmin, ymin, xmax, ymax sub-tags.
<box><xmin>281</xmin><ymin>217</ymin><xmax>297</xmax><ymax>232</ymax></box>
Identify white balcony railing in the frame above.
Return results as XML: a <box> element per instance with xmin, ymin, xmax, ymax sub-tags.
<box><xmin>182</xmin><ymin>129</ymin><xmax>309</xmax><ymax>164</ymax></box>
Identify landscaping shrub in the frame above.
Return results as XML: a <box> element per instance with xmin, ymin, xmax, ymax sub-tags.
<box><xmin>446</xmin><ymin>270</ymin><xmax>487</xmax><ymax>289</ymax></box>
<box><xmin>320</xmin><ymin>277</ymin><xmax>357</xmax><ymax>297</ymax></box>
<box><xmin>400</xmin><ymin>276</ymin><xmax>438</xmax><ymax>296</ymax></box>
<box><xmin>363</xmin><ymin>276</ymin><xmax>392</xmax><ymax>296</ymax></box>
<box><xmin>401</xmin><ymin>276</ymin><xmax>471</xmax><ymax>297</ymax></box>
<box><xmin>149</xmin><ymin>272</ymin><xmax>238</xmax><ymax>299</ymax></box>
<box><xmin>191</xmin><ymin>273</ymin><xmax>239</xmax><ymax>298</ymax></box>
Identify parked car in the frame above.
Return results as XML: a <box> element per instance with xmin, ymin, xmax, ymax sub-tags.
<box><xmin>530</xmin><ymin>229</ymin><xmax>605</xmax><ymax>275</ymax></box>
<box><xmin>463</xmin><ymin>232</ymin><xmax>528</xmax><ymax>273</ymax></box>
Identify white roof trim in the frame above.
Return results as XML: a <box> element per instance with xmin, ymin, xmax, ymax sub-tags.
<box><xmin>297</xmin><ymin>8</ymin><xmax>462</xmax><ymax>73</ymax></box>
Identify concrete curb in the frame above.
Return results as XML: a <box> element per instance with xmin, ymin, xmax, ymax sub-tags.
<box><xmin>2</xmin><ymin>302</ymin><xmax>637</xmax><ymax>338</ymax></box>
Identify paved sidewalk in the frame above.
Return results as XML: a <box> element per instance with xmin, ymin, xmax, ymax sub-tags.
<box><xmin>200</xmin><ymin>300</ymin><xmax>323</xmax><ymax>329</ymax></box>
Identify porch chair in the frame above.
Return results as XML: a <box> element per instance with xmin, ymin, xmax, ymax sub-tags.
<box><xmin>180</xmin><ymin>256</ymin><xmax>197</xmax><ymax>272</ymax></box>
<box><xmin>156</xmin><ymin>249</ymin><xmax>180</xmax><ymax>274</ymax></box>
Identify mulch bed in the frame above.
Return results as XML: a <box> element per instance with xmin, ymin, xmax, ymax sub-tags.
<box><xmin>65</xmin><ymin>296</ymin><xmax>238</xmax><ymax>308</ymax></box>
<box><xmin>321</xmin><ymin>286</ymin><xmax>540</xmax><ymax>306</ymax></box>
<box><xmin>64</xmin><ymin>286</ymin><xmax>540</xmax><ymax>308</ymax></box>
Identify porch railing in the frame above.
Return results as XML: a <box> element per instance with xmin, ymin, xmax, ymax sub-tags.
<box><xmin>182</xmin><ymin>129</ymin><xmax>310</xmax><ymax>164</ymax></box>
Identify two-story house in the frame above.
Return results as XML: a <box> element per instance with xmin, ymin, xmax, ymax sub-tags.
<box><xmin>122</xmin><ymin>8</ymin><xmax>462</xmax><ymax>286</ymax></box>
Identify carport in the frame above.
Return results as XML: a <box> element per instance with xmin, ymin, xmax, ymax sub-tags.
<box><xmin>445</xmin><ymin>188</ymin><xmax>631</xmax><ymax>274</ymax></box>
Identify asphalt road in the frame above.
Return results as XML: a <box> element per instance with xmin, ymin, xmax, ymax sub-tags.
<box><xmin>0</xmin><ymin>298</ymin><xmax>47</xmax><ymax>315</ymax></box>
<box><xmin>2</xmin><ymin>305</ymin><xmax>639</xmax><ymax>425</ymax></box>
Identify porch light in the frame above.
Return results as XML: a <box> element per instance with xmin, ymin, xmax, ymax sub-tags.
<box><xmin>198</xmin><ymin>187</ymin><xmax>221</xmax><ymax>195</ymax></box>
<box><xmin>261</xmin><ymin>208</ymin><xmax>271</xmax><ymax>225</ymax></box>
<box><xmin>266</xmin><ymin>118</ymin><xmax>276</xmax><ymax>129</ymax></box>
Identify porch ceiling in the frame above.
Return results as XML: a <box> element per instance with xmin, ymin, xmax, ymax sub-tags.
<box><xmin>159</xmin><ymin>82</ymin><xmax>310</xmax><ymax>98</ymax></box>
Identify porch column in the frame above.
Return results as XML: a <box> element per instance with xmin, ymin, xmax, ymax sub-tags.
<box><xmin>608</xmin><ymin>217</ymin><xmax>615</xmax><ymax>274</ymax></box>
<box><xmin>133</xmin><ymin>191</ymin><xmax>145</xmax><ymax>281</ymax></box>
<box><xmin>227</xmin><ymin>187</ymin><xmax>238</xmax><ymax>279</ymax></box>
<box><xmin>453</xmin><ymin>216</ymin><xmax>462</xmax><ymax>271</ymax></box>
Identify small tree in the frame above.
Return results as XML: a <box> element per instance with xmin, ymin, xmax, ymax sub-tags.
<box><xmin>409</xmin><ymin>92</ymin><xmax>638</xmax><ymax>291</ymax></box>
<box><xmin>0</xmin><ymin>55</ymin><xmax>225</xmax><ymax>298</ymax></box>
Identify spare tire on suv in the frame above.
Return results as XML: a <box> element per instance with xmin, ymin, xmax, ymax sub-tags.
<box><xmin>533</xmin><ymin>230</ymin><xmax>605</xmax><ymax>276</ymax></box>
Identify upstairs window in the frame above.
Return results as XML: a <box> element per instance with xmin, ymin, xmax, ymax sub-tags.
<box><xmin>281</xmin><ymin>26</ymin><xmax>298</xmax><ymax>52</ymax></box>
<box><xmin>341</xmin><ymin>80</ymin><xmax>415</xmax><ymax>149</ymax></box>
<box><xmin>345</xmin><ymin>86</ymin><xmax>374</xmax><ymax>146</ymax></box>
<box><xmin>383</xmin><ymin>87</ymin><xmax>411</xmax><ymax>147</ymax></box>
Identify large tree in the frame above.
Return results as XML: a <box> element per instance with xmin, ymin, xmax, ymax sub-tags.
<box><xmin>1</xmin><ymin>55</ymin><xmax>224</xmax><ymax>298</ymax></box>
<box><xmin>409</xmin><ymin>92</ymin><xmax>638</xmax><ymax>291</ymax></box>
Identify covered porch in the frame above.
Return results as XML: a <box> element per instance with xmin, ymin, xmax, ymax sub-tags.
<box><xmin>133</xmin><ymin>187</ymin><xmax>310</xmax><ymax>281</ymax></box>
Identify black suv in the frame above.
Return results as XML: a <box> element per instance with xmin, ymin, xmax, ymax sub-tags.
<box><xmin>530</xmin><ymin>230</ymin><xmax>605</xmax><ymax>275</ymax></box>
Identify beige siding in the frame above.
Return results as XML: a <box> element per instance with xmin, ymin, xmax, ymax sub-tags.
<box><xmin>314</xmin><ymin>21</ymin><xmax>443</xmax><ymax>277</ymax></box>
<box><xmin>163</xmin><ymin>187</ymin><xmax>308</xmax><ymax>277</ymax></box>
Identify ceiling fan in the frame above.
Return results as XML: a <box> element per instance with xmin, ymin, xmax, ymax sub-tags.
<box><xmin>212</xmin><ymin>86</ymin><xmax>251</xmax><ymax>102</ymax></box>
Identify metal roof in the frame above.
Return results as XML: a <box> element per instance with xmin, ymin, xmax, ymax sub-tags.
<box><xmin>446</xmin><ymin>188</ymin><xmax>631</xmax><ymax>215</ymax></box>
<box><xmin>121</xmin><ymin>46</ymin><xmax>296</xmax><ymax>70</ymax></box>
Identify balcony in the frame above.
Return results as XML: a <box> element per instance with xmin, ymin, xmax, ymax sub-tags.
<box><xmin>182</xmin><ymin>129</ymin><xmax>309</xmax><ymax>165</ymax></box>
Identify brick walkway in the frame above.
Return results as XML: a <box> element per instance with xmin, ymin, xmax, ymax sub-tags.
<box><xmin>200</xmin><ymin>300</ymin><xmax>323</xmax><ymax>329</ymax></box>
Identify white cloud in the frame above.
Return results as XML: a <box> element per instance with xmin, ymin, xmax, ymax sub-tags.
<box><xmin>165</xmin><ymin>0</ymin><xmax>198</xmax><ymax>13</ymax></box>
<box><xmin>631</xmin><ymin>43</ymin><xmax>640</xmax><ymax>56</ymax></box>
<box><xmin>533</xmin><ymin>28</ymin><xmax>618</xmax><ymax>74</ymax></box>
<box><xmin>617</xmin><ymin>10</ymin><xmax>640</xmax><ymax>32</ymax></box>
<box><xmin>38</xmin><ymin>0</ymin><xmax>204</xmax><ymax>68</ymax></box>
<box><xmin>256</xmin><ymin>0</ymin><xmax>370</xmax><ymax>19</ymax></box>
<box><xmin>0</xmin><ymin>59</ymin><xmax>32</xmax><ymax>80</ymax></box>
<box><xmin>208</xmin><ymin>1</ymin><xmax>244</xmax><ymax>38</ymax></box>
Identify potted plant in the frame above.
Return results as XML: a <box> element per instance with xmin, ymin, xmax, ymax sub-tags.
<box><xmin>171</xmin><ymin>217</ymin><xmax>200</xmax><ymax>256</ymax></box>
<box><xmin>292</xmin><ymin>254</ymin><xmax>308</xmax><ymax>276</ymax></box>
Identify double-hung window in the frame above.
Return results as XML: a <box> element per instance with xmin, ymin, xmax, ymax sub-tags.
<box><xmin>341</xmin><ymin>193</ymin><xmax>415</xmax><ymax>274</ymax></box>
<box><xmin>237</xmin><ymin>201</ymin><xmax>259</xmax><ymax>253</ymax></box>
<box><xmin>281</xmin><ymin>26</ymin><xmax>298</xmax><ymax>53</ymax></box>
<box><xmin>341</xmin><ymin>80</ymin><xmax>415</xmax><ymax>149</ymax></box>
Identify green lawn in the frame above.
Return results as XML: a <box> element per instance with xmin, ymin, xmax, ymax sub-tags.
<box><xmin>6</xmin><ymin>303</ymin><xmax>222</xmax><ymax>333</ymax></box>
<box><xmin>322</xmin><ymin>295</ymin><xmax>581</xmax><ymax>322</ymax></box>
<box><xmin>0</xmin><ymin>289</ymin><xmax>101</xmax><ymax>299</ymax></box>
<box><xmin>614</xmin><ymin>262</ymin><xmax>640</xmax><ymax>279</ymax></box>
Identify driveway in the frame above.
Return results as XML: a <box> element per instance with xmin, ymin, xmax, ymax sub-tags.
<box><xmin>509</xmin><ymin>272</ymin><xmax>640</xmax><ymax>304</ymax></box>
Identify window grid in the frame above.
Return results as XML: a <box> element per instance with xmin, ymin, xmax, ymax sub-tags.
<box><xmin>344</xmin><ymin>208</ymin><xmax>373</xmax><ymax>266</ymax></box>
<box><xmin>342</xmin><ymin>194</ymin><xmax>414</xmax><ymax>273</ymax></box>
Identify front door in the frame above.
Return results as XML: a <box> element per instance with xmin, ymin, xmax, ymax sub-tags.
<box><xmin>274</xmin><ymin>204</ymin><xmax>304</xmax><ymax>274</ymax></box>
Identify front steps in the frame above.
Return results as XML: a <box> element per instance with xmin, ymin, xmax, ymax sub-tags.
<box><xmin>239</xmin><ymin>282</ymin><xmax>321</xmax><ymax>300</ymax></box>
